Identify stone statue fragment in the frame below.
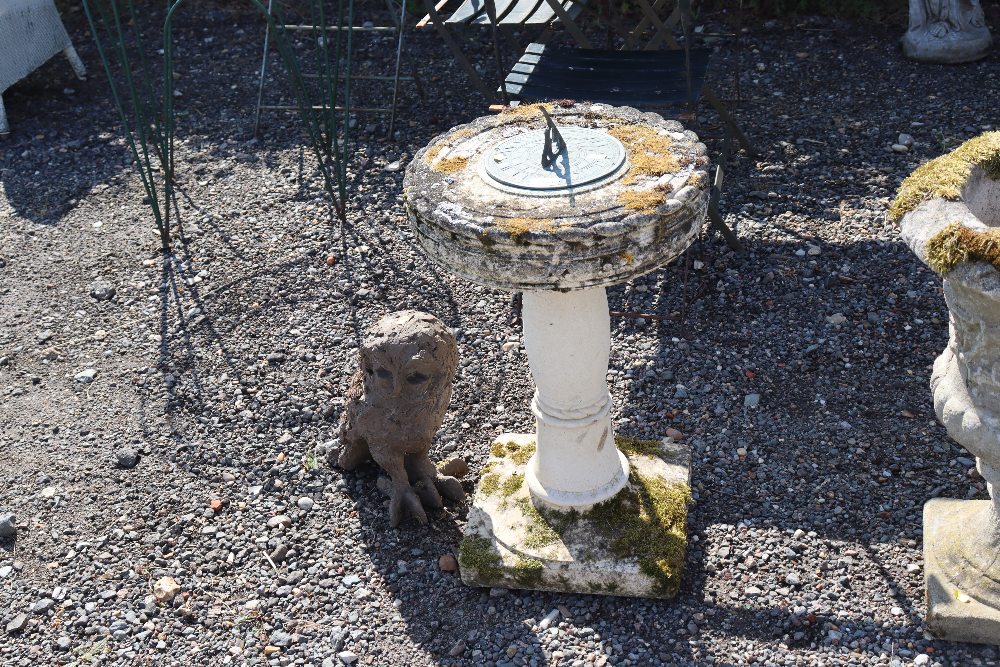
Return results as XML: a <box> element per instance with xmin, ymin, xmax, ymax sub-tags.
<box><xmin>903</xmin><ymin>0</ymin><xmax>992</xmax><ymax>63</ymax></box>
<box><xmin>337</xmin><ymin>310</ymin><xmax>464</xmax><ymax>527</ymax></box>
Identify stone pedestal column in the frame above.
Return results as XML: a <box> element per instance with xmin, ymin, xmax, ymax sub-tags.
<box><xmin>521</xmin><ymin>288</ymin><xmax>629</xmax><ymax>510</ymax></box>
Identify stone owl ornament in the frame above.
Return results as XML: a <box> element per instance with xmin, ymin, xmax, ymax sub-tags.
<box><xmin>337</xmin><ymin>310</ymin><xmax>465</xmax><ymax>526</ymax></box>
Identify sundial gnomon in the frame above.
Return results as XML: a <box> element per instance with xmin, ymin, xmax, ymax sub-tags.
<box><xmin>481</xmin><ymin>119</ymin><xmax>627</xmax><ymax>195</ymax></box>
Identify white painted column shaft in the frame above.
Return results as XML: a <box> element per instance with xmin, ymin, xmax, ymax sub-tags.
<box><xmin>520</xmin><ymin>287</ymin><xmax>629</xmax><ymax>510</ymax></box>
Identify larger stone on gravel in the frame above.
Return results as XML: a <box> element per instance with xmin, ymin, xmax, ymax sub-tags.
<box><xmin>114</xmin><ymin>448</ymin><xmax>139</xmax><ymax>469</ymax></box>
<box><xmin>6</xmin><ymin>613</ymin><xmax>27</xmax><ymax>634</ymax></box>
<box><xmin>337</xmin><ymin>651</ymin><xmax>359</xmax><ymax>665</ymax></box>
<box><xmin>0</xmin><ymin>513</ymin><xmax>15</xmax><ymax>538</ymax></box>
<box><xmin>75</xmin><ymin>368</ymin><xmax>97</xmax><ymax>383</ymax></box>
<box><xmin>267</xmin><ymin>515</ymin><xmax>292</xmax><ymax>529</ymax></box>
<box><xmin>89</xmin><ymin>281</ymin><xmax>116</xmax><ymax>301</ymax></box>
<box><xmin>153</xmin><ymin>576</ymin><xmax>181</xmax><ymax>603</ymax></box>
<box><xmin>32</xmin><ymin>598</ymin><xmax>55</xmax><ymax>614</ymax></box>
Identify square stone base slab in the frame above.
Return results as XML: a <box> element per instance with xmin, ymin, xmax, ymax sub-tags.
<box><xmin>459</xmin><ymin>433</ymin><xmax>691</xmax><ymax>599</ymax></box>
<box><xmin>924</xmin><ymin>498</ymin><xmax>1000</xmax><ymax>645</ymax></box>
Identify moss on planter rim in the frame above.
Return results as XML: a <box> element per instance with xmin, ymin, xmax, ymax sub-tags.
<box><xmin>925</xmin><ymin>222</ymin><xmax>1000</xmax><ymax>275</ymax></box>
<box><xmin>890</xmin><ymin>132</ymin><xmax>1000</xmax><ymax>223</ymax></box>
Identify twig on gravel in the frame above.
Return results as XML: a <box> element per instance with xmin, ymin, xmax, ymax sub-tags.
<box><xmin>262</xmin><ymin>549</ymin><xmax>279</xmax><ymax>573</ymax></box>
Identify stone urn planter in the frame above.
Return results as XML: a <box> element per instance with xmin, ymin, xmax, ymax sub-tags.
<box><xmin>897</xmin><ymin>132</ymin><xmax>1000</xmax><ymax>644</ymax></box>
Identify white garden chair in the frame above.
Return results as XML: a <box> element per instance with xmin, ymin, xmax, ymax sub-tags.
<box><xmin>0</xmin><ymin>0</ymin><xmax>87</xmax><ymax>134</ymax></box>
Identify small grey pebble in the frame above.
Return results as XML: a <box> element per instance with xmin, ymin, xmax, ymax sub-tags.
<box><xmin>115</xmin><ymin>448</ymin><xmax>139</xmax><ymax>469</ymax></box>
<box><xmin>89</xmin><ymin>281</ymin><xmax>116</xmax><ymax>301</ymax></box>
<box><xmin>32</xmin><ymin>598</ymin><xmax>55</xmax><ymax>614</ymax></box>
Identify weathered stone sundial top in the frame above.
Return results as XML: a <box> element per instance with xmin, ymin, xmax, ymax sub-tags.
<box><xmin>404</xmin><ymin>103</ymin><xmax>711</xmax><ymax>291</ymax></box>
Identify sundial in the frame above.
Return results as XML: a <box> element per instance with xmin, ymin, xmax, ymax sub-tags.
<box><xmin>480</xmin><ymin>116</ymin><xmax>628</xmax><ymax>195</ymax></box>
<box><xmin>405</xmin><ymin>103</ymin><xmax>711</xmax><ymax>600</ymax></box>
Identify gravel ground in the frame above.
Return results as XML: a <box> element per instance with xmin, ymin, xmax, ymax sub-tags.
<box><xmin>2</xmin><ymin>4</ymin><xmax>1000</xmax><ymax>666</ymax></box>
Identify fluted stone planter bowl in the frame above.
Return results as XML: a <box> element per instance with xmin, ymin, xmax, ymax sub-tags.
<box><xmin>897</xmin><ymin>132</ymin><xmax>1000</xmax><ymax>645</ymax></box>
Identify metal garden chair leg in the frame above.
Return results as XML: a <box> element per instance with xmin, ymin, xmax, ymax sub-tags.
<box><xmin>421</xmin><ymin>0</ymin><xmax>495</xmax><ymax>100</ymax></box>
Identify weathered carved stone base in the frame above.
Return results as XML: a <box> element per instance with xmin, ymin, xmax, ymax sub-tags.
<box><xmin>902</xmin><ymin>29</ymin><xmax>992</xmax><ymax>64</ymax></box>
<box><xmin>459</xmin><ymin>434</ymin><xmax>691</xmax><ymax>598</ymax></box>
<box><xmin>924</xmin><ymin>498</ymin><xmax>1000</xmax><ymax>645</ymax></box>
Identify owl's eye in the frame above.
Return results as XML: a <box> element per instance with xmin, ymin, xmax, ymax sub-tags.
<box><xmin>406</xmin><ymin>372</ymin><xmax>429</xmax><ymax>385</ymax></box>
<box><xmin>376</xmin><ymin>368</ymin><xmax>393</xmax><ymax>380</ymax></box>
<box><xmin>365</xmin><ymin>367</ymin><xmax>373</xmax><ymax>375</ymax></box>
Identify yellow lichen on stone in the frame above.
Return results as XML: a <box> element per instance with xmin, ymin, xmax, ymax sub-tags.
<box><xmin>619</xmin><ymin>189</ymin><xmax>666</xmax><ymax>212</ymax></box>
<box><xmin>609</xmin><ymin>124</ymin><xmax>681</xmax><ymax>184</ymax></box>
<box><xmin>495</xmin><ymin>217</ymin><xmax>558</xmax><ymax>242</ymax></box>
<box><xmin>925</xmin><ymin>222</ymin><xmax>1000</xmax><ymax>275</ymax></box>
<box><xmin>890</xmin><ymin>131</ymin><xmax>1000</xmax><ymax>222</ymax></box>
<box><xmin>607</xmin><ymin>125</ymin><xmax>683</xmax><ymax>212</ymax></box>
<box><xmin>425</xmin><ymin>143</ymin><xmax>469</xmax><ymax>174</ymax></box>
<box><xmin>499</xmin><ymin>102</ymin><xmax>556</xmax><ymax>120</ymax></box>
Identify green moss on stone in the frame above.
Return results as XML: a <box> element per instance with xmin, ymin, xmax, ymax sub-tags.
<box><xmin>588</xmin><ymin>472</ymin><xmax>692</xmax><ymax>597</ymax></box>
<box><xmin>890</xmin><ymin>131</ymin><xmax>1000</xmax><ymax>222</ymax></box>
<box><xmin>925</xmin><ymin>221</ymin><xmax>1000</xmax><ymax>275</ymax></box>
<box><xmin>500</xmin><ymin>473</ymin><xmax>524</xmax><ymax>497</ymax></box>
<box><xmin>490</xmin><ymin>439</ymin><xmax>536</xmax><ymax>466</ymax></box>
<box><xmin>515</xmin><ymin>497</ymin><xmax>577</xmax><ymax>549</ymax></box>
<box><xmin>480</xmin><ymin>473</ymin><xmax>501</xmax><ymax>496</ymax></box>
<box><xmin>458</xmin><ymin>536</ymin><xmax>503</xmax><ymax>580</ymax></box>
<box><xmin>615</xmin><ymin>436</ymin><xmax>663</xmax><ymax>457</ymax></box>
<box><xmin>512</xmin><ymin>556</ymin><xmax>544</xmax><ymax>587</ymax></box>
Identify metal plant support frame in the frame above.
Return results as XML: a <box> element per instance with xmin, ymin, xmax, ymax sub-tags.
<box><xmin>254</xmin><ymin>0</ymin><xmax>413</xmax><ymax>139</ymax></box>
<box><xmin>83</xmin><ymin>0</ymin><xmax>356</xmax><ymax>252</ymax></box>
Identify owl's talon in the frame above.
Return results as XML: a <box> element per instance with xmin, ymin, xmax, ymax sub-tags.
<box><xmin>434</xmin><ymin>475</ymin><xmax>465</xmax><ymax>504</ymax></box>
<box><xmin>414</xmin><ymin>478</ymin><xmax>444</xmax><ymax>509</ymax></box>
<box><xmin>389</xmin><ymin>485</ymin><xmax>428</xmax><ymax>527</ymax></box>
